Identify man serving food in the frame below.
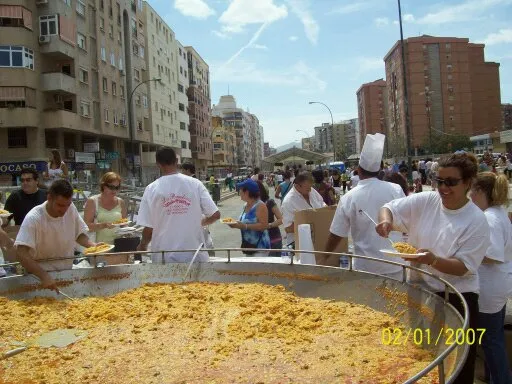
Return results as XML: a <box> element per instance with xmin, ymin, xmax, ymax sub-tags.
<box><xmin>15</xmin><ymin>180</ymin><xmax>99</xmax><ymax>291</ymax></box>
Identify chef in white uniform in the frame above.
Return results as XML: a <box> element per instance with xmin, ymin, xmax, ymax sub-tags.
<box><xmin>325</xmin><ymin>133</ymin><xmax>405</xmax><ymax>278</ymax></box>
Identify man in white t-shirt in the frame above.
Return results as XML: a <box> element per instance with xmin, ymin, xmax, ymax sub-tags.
<box><xmin>326</xmin><ymin>133</ymin><xmax>406</xmax><ymax>277</ymax></box>
<box><xmin>137</xmin><ymin>147</ymin><xmax>220</xmax><ymax>262</ymax></box>
<box><xmin>14</xmin><ymin>180</ymin><xmax>95</xmax><ymax>291</ymax></box>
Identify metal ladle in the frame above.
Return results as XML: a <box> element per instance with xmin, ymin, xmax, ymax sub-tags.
<box><xmin>358</xmin><ymin>209</ymin><xmax>396</xmax><ymax>248</ymax></box>
<box><xmin>182</xmin><ymin>243</ymin><xmax>204</xmax><ymax>282</ymax></box>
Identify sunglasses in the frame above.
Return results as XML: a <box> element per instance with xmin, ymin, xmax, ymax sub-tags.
<box><xmin>432</xmin><ymin>177</ymin><xmax>462</xmax><ymax>187</ymax></box>
<box><xmin>105</xmin><ymin>184</ymin><xmax>121</xmax><ymax>190</ymax></box>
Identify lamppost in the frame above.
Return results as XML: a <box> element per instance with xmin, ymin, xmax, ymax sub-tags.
<box><xmin>128</xmin><ymin>77</ymin><xmax>161</xmax><ymax>182</ymax></box>
<box><xmin>397</xmin><ymin>0</ymin><xmax>412</xmax><ymax>181</ymax></box>
<box><xmin>309</xmin><ymin>101</ymin><xmax>335</xmax><ymax>161</ymax></box>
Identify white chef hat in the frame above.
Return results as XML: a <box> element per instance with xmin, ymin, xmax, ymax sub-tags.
<box><xmin>359</xmin><ymin>133</ymin><xmax>386</xmax><ymax>172</ymax></box>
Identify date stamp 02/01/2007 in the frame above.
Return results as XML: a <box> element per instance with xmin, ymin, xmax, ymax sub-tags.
<box><xmin>381</xmin><ymin>327</ymin><xmax>486</xmax><ymax>346</ymax></box>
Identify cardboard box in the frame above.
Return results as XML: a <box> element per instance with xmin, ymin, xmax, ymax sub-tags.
<box><xmin>294</xmin><ymin>206</ymin><xmax>347</xmax><ymax>266</ymax></box>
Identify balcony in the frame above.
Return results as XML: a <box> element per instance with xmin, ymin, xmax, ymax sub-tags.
<box><xmin>0</xmin><ymin>108</ymin><xmax>39</xmax><ymax>127</ymax></box>
<box><xmin>41</xmin><ymin>72</ymin><xmax>76</xmax><ymax>94</ymax></box>
<box><xmin>39</xmin><ymin>36</ymin><xmax>75</xmax><ymax>60</ymax></box>
<box><xmin>42</xmin><ymin>109</ymin><xmax>82</xmax><ymax>131</ymax></box>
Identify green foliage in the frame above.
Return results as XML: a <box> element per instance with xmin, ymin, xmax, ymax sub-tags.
<box><xmin>421</xmin><ymin>131</ymin><xmax>473</xmax><ymax>154</ymax></box>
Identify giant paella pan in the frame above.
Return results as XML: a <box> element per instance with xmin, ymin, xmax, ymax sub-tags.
<box><xmin>0</xmin><ymin>249</ymin><xmax>470</xmax><ymax>383</ymax></box>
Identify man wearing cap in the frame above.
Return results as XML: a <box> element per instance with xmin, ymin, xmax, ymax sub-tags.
<box><xmin>137</xmin><ymin>147</ymin><xmax>221</xmax><ymax>262</ymax></box>
<box><xmin>325</xmin><ymin>133</ymin><xmax>406</xmax><ymax>278</ymax></box>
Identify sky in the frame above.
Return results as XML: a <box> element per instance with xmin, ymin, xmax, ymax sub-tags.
<box><xmin>150</xmin><ymin>0</ymin><xmax>512</xmax><ymax>147</ymax></box>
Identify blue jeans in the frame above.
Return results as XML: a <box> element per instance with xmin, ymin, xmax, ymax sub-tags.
<box><xmin>479</xmin><ymin>305</ymin><xmax>512</xmax><ymax>384</ymax></box>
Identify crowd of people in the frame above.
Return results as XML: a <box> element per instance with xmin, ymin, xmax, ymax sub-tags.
<box><xmin>1</xmin><ymin>140</ymin><xmax>511</xmax><ymax>383</ymax></box>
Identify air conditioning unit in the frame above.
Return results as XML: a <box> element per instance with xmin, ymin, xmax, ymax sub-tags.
<box><xmin>39</xmin><ymin>35</ymin><xmax>50</xmax><ymax>44</ymax></box>
<box><xmin>36</xmin><ymin>0</ymin><xmax>48</xmax><ymax>5</ymax></box>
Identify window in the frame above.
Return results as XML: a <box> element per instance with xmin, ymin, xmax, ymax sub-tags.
<box><xmin>8</xmin><ymin>128</ymin><xmax>27</xmax><ymax>148</ymax></box>
<box><xmin>104</xmin><ymin>108</ymin><xmax>109</xmax><ymax>122</ymax></box>
<box><xmin>180</xmin><ymin>66</ymin><xmax>183</xmax><ymax>74</ymax></box>
<box><xmin>118</xmin><ymin>57</ymin><xmax>124</xmax><ymax>71</ymax></box>
<box><xmin>77</xmin><ymin>32</ymin><xmax>86</xmax><ymax>50</ymax></box>
<box><xmin>448</xmin><ymin>74</ymin><xmax>453</xmax><ymax>80</ymax></box>
<box><xmin>184</xmin><ymin>71</ymin><xmax>187</xmax><ymax>78</ymax></box>
<box><xmin>120</xmin><ymin>85</ymin><xmax>125</xmax><ymax>98</ymax></box>
<box><xmin>62</xmin><ymin>0</ymin><xmax>71</xmax><ymax>5</ymax></box>
<box><xmin>110</xmin><ymin>52</ymin><xmax>115</xmax><ymax>66</ymax></box>
<box><xmin>138</xmin><ymin>0</ymin><xmax>143</xmax><ymax>10</ymax></box>
<box><xmin>76</xmin><ymin>0</ymin><xmax>86</xmax><ymax>16</ymax></box>
<box><xmin>118</xmin><ymin>31</ymin><xmax>122</xmax><ymax>44</ymax></box>
<box><xmin>100</xmin><ymin>0</ymin><xmax>104</xmax><ymax>10</ymax></box>
<box><xmin>100</xmin><ymin>46</ymin><xmax>106</xmax><ymax>61</ymax></box>
<box><xmin>132</xmin><ymin>43</ymin><xmax>139</xmax><ymax>55</ymax></box>
<box><xmin>445</xmin><ymin>43</ymin><xmax>451</xmax><ymax>49</ymax></box>
<box><xmin>99</xmin><ymin>17</ymin><xmax>104</xmax><ymax>31</ymax></box>
<box><xmin>134</xmin><ymin>68</ymin><xmax>140</xmax><ymax>81</ymax></box>
<box><xmin>178</xmin><ymin>83</ymin><xmax>184</xmax><ymax>93</ymax></box>
<box><xmin>109</xmin><ymin>24</ymin><xmax>114</xmax><ymax>38</ymax></box>
<box><xmin>181</xmin><ymin>141</ymin><xmax>187</xmax><ymax>149</ymax></box>
<box><xmin>112</xmin><ymin>81</ymin><xmax>116</xmax><ymax>95</ymax></box>
<box><xmin>449</xmin><ymin>106</ymin><xmax>454</xmax><ymax>111</ymax></box>
<box><xmin>180</xmin><ymin>122</ymin><xmax>186</xmax><ymax>130</ymax></box>
<box><xmin>140</xmin><ymin>46</ymin><xmax>144</xmax><ymax>58</ymax></box>
<box><xmin>120</xmin><ymin>113</ymin><xmax>126</xmax><ymax>126</ymax></box>
<box><xmin>39</xmin><ymin>15</ymin><xmax>58</xmax><ymax>36</ymax></box>
<box><xmin>80</xmin><ymin>101</ymin><xmax>90</xmax><ymax>117</ymax></box>
<box><xmin>142</xmin><ymin>95</ymin><xmax>148</xmax><ymax>108</ymax></box>
<box><xmin>78</xmin><ymin>68</ymin><xmax>88</xmax><ymax>83</ymax></box>
<box><xmin>102</xmin><ymin>77</ymin><xmax>108</xmax><ymax>92</ymax></box>
<box><xmin>136</xmin><ymin>94</ymin><xmax>141</xmax><ymax>105</ymax></box>
<box><xmin>0</xmin><ymin>46</ymin><xmax>34</xmax><ymax>69</ymax></box>
<box><xmin>113</xmin><ymin>110</ymin><xmax>119</xmax><ymax>125</ymax></box>
<box><xmin>137</xmin><ymin>120</ymin><xmax>143</xmax><ymax>131</ymax></box>
<box><xmin>179</xmin><ymin>103</ymin><xmax>185</xmax><ymax>111</ymax></box>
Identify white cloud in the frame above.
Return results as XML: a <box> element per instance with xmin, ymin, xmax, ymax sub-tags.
<box><xmin>374</xmin><ymin>17</ymin><xmax>389</xmax><ymax>27</ymax></box>
<box><xmin>218</xmin><ymin>0</ymin><xmax>287</xmax><ymax>35</ymax></box>
<box><xmin>289</xmin><ymin>35</ymin><xmax>298</xmax><ymax>41</ymax></box>
<box><xmin>403</xmin><ymin>13</ymin><xmax>415</xmax><ymax>22</ymax></box>
<box><xmin>356</xmin><ymin>57</ymin><xmax>384</xmax><ymax>74</ymax></box>
<box><xmin>212</xmin><ymin>59</ymin><xmax>326</xmax><ymax>94</ymax></box>
<box><xmin>415</xmin><ymin>0</ymin><xmax>512</xmax><ymax>25</ymax></box>
<box><xmin>212</xmin><ymin>30</ymin><xmax>230</xmax><ymax>39</ymax></box>
<box><xmin>252</xmin><ymin>44</ymin><xmax>268</xmax><ymax>50</ymax></box>
<box><xmin>222</xmin><ymin>23</ymin><xmax>269</xmax><ymax>66</ymax></box>
<box><xmin>285</xmin><ymin>0</ymin><xmax>319</xmax><ymax>45</ymax></box>
<box><xmin>481</xmin><ymin>28</ymin><xmax>512</xmax><ymax>45</ymax></box>
<box><xmin>328</xmin><ymin>1</ymin><xmax>372</xmax><ymax>15</ymax></box>
<box><xmin>174</xmin><ymin>0</ymin><xmax>215</xmax><ymax>19</ymax></box>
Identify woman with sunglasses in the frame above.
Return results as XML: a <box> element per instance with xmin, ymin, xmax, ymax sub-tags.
<box><xmin>84</xmin><ymin>172</ymin><xmax>128</xmax><ymax>264</ymax></box>
<box><xmin>469</xmin><ymin>173</ymin><xmax>512</xmax><ymax>384</ymax></box>
<box><xmin>376</xmin><ymin>152</ymin><xmax>490</xmax><ymax>384</ymax></box>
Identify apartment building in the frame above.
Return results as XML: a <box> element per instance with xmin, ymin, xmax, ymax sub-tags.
<box><xmin>142</xmin><ymin>2</ymin><xmax>179</xmax><ymax>153</ymax></box>
<box><xmin>0</xmin><ymin>0</ymin><xmax>153</xmax><ymax>184</ymax></box>
<box><xmin>211</xmin><ymin>116</ymin><xmax>236</xmax><ymax>177</ymax></box>
<box><xmin>342</xmin><ymin>118</ymin><xmax>359</xmax><ymax>157</ymax></box>
<box><xmin>185</xmin><ymin>46</ymin><xmax>211</xmax><ymax>177</ymax></box>
<box><xmin>357</xmin><ymin>79</ymin><xmax>387</xmax><ymax>148</ymax></box>
<box><xmin>384</xmin><ymin>35</ymin><xmax>501</xmax><ymax>155</ymax></box>
<box><xmin>176</xmin><ymin>40</ymin><xmax>191</xmax><ymax>161</ymax></box>
<box><xmin>314</xmin><ymin>123</ymin><xmax>346</xmax><ymax>160</ymax></box>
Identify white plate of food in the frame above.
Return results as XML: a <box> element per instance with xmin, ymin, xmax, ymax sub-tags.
<box><xmin>83</xmin><ymin>244</ymin><xmax>115</xmax><ymax>255</ymax></box>
<box><xmin>220</xmin><ymin>218</ymin><xmax>238</xmax><ymax>225</ymax></box>
<box><xmin>380</xmin><ymin>249</ymin><xmax>427</xmax><ymax>259</ymax></box>
<box><xmin>0</xmin><ymin>209</ymin><xmax>12</xmax><ymax>218</ymax></box>
<box><xmin>111</xmin><ymin>219</ymin><xmax>132</xmax><ymax>227</ymax></box>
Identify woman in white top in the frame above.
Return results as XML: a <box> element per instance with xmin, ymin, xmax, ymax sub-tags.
<box><xmin>43</xmin><ymin>149</ymin><xmax>68</xmax><ymax>187</ymax></box>
<box><xmin>376</xmin><ymin>152</ymin><xmax>490</xmax><ymax>384</ymax></box>
<box><xmin>470</xmin><ymin>172</ymin><xmax>512</xmax><ymax>384</ymax></box>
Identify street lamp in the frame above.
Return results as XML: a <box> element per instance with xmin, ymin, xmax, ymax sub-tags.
<box><xmin>397</xmin><ymin>0</ymin><xmax>412</xmax><ymax>181</ymax></box>
<box><xmin>309</xmin><ymin>101</ymin><xmax>335</xmax><ymax>161</ymax></box>
<box><xmin>128</xmin><ymin>77</ymin><xmax>162</xmax><ymax>182</ymax></box>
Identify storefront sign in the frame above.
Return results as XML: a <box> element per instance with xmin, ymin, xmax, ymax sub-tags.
<box><xmin>0</xmin><ymin>161</ymin><xmax>47</xmax><ymax>174</ymax></box>
<box><xmin>106</xmin><ymin>151</ymin><xmax>120</xmax><ymax>160</ymax></box>
<box><xmin>75</xmin><ymin>152</ymin><xmax>96</xmax><ymax>164</ymax></box>
<box><xmin>83</xmin><ymin>142</ymin><xmax>100</xmax><ymax>152</ymax></box>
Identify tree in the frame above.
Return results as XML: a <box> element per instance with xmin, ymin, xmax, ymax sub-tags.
<box><xmin>421</xmin><ymin>132</ymin><xmax>473</xmax><ymax>154</ymax></box>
